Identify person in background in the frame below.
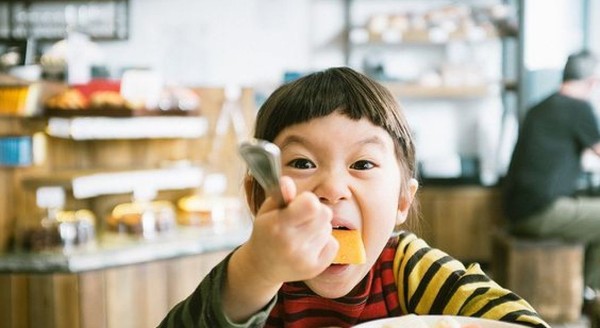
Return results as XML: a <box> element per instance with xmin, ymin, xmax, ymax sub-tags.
<box><xmin>503</xmin><ymin>50</ymin><xmax>600</xmax><ymax>305</ymax></box>
<box><xmin>160</xmin><ymin>67</ymin><xmax>548</xmax><ymax>328</ymax></box>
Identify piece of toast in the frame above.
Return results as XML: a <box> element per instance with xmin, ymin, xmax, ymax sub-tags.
<box><xmin>331</xmin><ymin>229</ymin><xmax>366</xmax><ymax>264</ymax></box>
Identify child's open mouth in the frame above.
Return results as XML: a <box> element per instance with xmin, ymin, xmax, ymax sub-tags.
<box><xmin>331</xmin><ymin>228</ymin><xmax>366</xmax><ymax>265</ymax></box>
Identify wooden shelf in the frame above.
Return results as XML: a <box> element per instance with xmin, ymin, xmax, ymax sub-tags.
<box><xmin>349</xmin><ymin>28</ymin><xmax>499</xmax><ymax>46</ymax></box>
<box><xmin>382</xmin><ymin>82</ymin><xmax>493</xmax><ymax>99</ymax></box>
<box><xmin>46</xmin><ymin>116</ymin><xmax>208</xmax><ymax>140</ymax></box>
<box><xmin>22</xmin><ymin>166</ymin><xmax>204</xmax><ymax>199</ymax></box>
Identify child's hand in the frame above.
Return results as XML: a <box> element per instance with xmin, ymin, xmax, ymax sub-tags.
<box><xmin>245</xmin><ymin>176</ymin><xmax>339</xmax><ymax>285</ymax></box>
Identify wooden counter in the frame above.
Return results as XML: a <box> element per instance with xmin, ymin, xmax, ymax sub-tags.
<box><xmin>0</xmin><ymin>251</ymin><xmax>231</xmax><ymax>328</ymax></box>
<box><xmin>418</xmin><ymin>185</ymin><xmax>504</xmax><ymax>263</ymax></box>
<box><xmin>0</xmin><ymin>225</ymin><xmax>249</xmax><ymax>328</ymax></box>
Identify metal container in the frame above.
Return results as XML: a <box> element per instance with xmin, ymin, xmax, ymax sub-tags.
<box><xmin>0</xmin><ymin>135</ymin><xmax>32</xmax><ymax>166</ymax></box>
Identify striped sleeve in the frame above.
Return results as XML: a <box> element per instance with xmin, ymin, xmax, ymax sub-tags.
<box><xmin>393</xmin><ymin>232</ymin><xmax>550</xmax><ymax>328</ymax></box>
<box><xmin>157</xmin><ymin>251</ymin><xmax>274</xmax><ymax>328</ymax></box>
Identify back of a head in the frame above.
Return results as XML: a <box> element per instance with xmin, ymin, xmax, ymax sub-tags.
<box><xmin>563</xmin><ymin>50</ymin><xmax>599</xmax><ymax>82</ymax></box>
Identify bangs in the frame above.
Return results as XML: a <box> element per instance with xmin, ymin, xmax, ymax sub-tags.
<box><xmin>256</xmin><ymin>67</ymin><xmax>396</xmax><ymax>142</ymax></box>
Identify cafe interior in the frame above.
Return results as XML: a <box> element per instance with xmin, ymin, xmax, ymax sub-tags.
<box><xmin>1</xmin><ymin>0</ymin><xmax>600</xmax><ymax>327</ymax></box>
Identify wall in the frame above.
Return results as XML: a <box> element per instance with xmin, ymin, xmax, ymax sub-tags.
<box><xmin>95</xmin><ymin>0</ymin><xmax>507</xmax><ymax>182</ymax></box>
<box><xmin>3</xmin><ymin>0</ymin><xmax>600</xmax><ymax>88</ymax></box>
<box><xmin>9</xmin><ymin>0</ymin><xmax>600</xmax><ymax>181</ymax></box>
<box><xmin>96</xmin><ymin>0</ymin><xmax>344</xmax><ymax>86</ymax></box>
<box><xmin>591</xmin><ymin>0</ymin><xmax>600</xmax><ymax>55</ymax></box>
<box><xmin>521</xmin><ymin>0</ymin><xmax>585</xmax><ymax>110</ymax></box>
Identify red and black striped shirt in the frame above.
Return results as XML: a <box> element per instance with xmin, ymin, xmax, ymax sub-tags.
<box><xmin>265</xmin><ymin>237</ymin><xmax>401</xmax><ymax>327</ymax></box>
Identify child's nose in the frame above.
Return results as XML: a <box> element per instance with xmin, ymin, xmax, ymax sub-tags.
<box><xmin>314</xmin><ymin>170</ymin><xmax>352</xmax><ymax>204</ymax></box>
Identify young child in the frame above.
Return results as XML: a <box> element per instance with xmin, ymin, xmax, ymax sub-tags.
<box><xmin>160</xmin><ymin>67</ymin><xmax>549</xmax><ymax>328</ymax></box>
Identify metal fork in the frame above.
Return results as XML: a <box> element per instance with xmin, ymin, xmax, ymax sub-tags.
<box><xmin>239</xmin><ymin>138</ymin><xmax>286</xmax><ymax>208</ymax></box>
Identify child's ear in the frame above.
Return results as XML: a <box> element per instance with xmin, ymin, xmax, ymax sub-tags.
<box><xmin>396</xmin><ymin>178</ymin><xmax>419</xmax><ymax>225</ymax></box>
<box><xmin>243</xmin><ymin>174</ymin><xmax>258</xmax><ymax>215</ymax></box>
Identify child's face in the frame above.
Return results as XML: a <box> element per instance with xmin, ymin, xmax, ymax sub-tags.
<box><xmin>272</xmin><ymin>111</ymin><xmax>413</xmax><ymax>298</ymax></box>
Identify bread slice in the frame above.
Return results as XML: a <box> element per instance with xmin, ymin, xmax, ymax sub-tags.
<box><xmin>331</xmin><ymin>229</ymin><xmax>366</xmax><ymax>264</ymax></box>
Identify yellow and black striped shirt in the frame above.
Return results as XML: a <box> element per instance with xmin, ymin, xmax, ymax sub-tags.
<box><xmin>394</xmin><ymin>231</ymin><xmax>548</xmax><ymax>327</ymax></box>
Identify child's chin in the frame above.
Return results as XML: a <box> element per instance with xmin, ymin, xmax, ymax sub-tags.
<box><xmin>306</xmin><ymin>268</ymin><xmax>363</xmax><ymax>298</ymax></box>
<box><xmin>310</xmin><ymin>286</ymin><xmax>352</xmax><ymax>299</ymax></box>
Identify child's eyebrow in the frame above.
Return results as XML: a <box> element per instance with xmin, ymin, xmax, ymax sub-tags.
<box><xmin>279</xmin><ymin>135</ymin><xmax>388</xmax><ymax>151</ymax></box>
<box><xmin>279</xmin><ymin>135</ymin><xmax>307</xmax><ymax>150</ymax></box>
<box><xmin>358</xmin><ymin>136</ymin><xmax>387</xmax><ymax>149</ymax></box>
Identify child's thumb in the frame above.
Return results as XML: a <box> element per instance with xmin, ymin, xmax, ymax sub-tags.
<box><xmin>320</xmin><ymin>236</ymin><xmax>339</xmax><ymax>266</ymax></box>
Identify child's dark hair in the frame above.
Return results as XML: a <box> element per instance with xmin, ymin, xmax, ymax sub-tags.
<box><xmin>247</xmin><ymin>67</ymin><xmax>419</xmax><ymax>232</ymax></box>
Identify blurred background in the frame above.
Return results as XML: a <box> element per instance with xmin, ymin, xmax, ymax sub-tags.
<box><xmin>2</xmin><ymin>0</ymin><xmax>599</xmax><ymax>183</ymax></box>
<box><xmin>0</xmin><ymin>0</ymin><xmax>599</xmax><ymax>327</ymax></box>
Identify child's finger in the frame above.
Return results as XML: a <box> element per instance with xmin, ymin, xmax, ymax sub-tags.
<box><xmin>279</xmin><ymin>176</ymin><xmax>296</xmax><ymax>204</ymax></box>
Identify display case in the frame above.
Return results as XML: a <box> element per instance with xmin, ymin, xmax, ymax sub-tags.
<box><xmin>0</xmin><ymin>85</ymin><xmax>257</xmax><ymax>251</ymax></box>
<box><xmin>0</xmin><ymin>84</ymin><xmax>256</xmax><ymax>325</ymax></box>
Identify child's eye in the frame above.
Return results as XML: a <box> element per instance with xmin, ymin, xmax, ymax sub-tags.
<box><xmin>288</xmin><ymin>158</ymin><xmax>316</xmax><ymax>169</ymax></box>
<box><xmin>350</xmin><ymin>160</ymin><xmax>375</xmax><ymax>170</ymax></box>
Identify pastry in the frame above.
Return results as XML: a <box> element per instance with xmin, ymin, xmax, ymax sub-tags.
<box><xmin>21</xmin><ymin>209</ymin><xmax>96</xmax><ymax>252</ymax></box>
<box><xmin>108</xmin><ymin>201</ymin><xmax>176</xmax><ymax>236</ymax></box>
<box><xmin>44</xmin><ymin>88</ymin><xmax>87</xmax><ymax>110</ymax></box>
<box><xmin>89</xmin><ymin>91</ymin><xmax>127</xmax><ymax>109</ymax></box>
<box><xmin>177</xmin><ymin>195</ymin><xmax>217</xmax><ymax>226</ymax></box>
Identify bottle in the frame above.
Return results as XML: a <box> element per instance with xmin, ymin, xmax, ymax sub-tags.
<box><xmin>477</xmin><ymin>96</ymin><xmax>502</xmax><ymax>186</ymax></box>
<box><xmin>203</xmin><ymin>173</ymin><xmax>228</xmax><ymax>223</ymax></box>
<box><xmin>208</xmin><ymin>85</ymin><xmax>247</xmax><ymax>164</ymax></box>
<box><xmin>133</xmin><ymin>187</ymin><xmax>158</xmax><ymax>239</ymax></box>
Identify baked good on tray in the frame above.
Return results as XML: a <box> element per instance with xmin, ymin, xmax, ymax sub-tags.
<box><xmin>44</xmin><ymin>88</ymin><xmax>87</xmax><ymax>110</ymax></box>
<box><xmin>107</xmin><ymin>200</ymin><xmax>176</xmax><ymax>237</ymax></box>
